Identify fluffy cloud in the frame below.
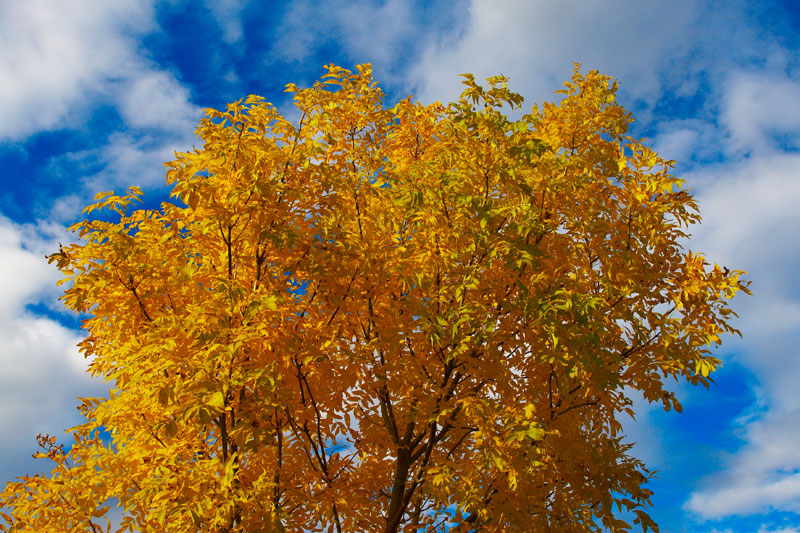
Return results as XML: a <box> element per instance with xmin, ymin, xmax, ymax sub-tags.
<box><xmin>722</xmin><ymin>71</ymin><xmax>800</xmax><ymax>155</ymax></box>
<box><xmin>681</xmin><ymin>69</ymin><xmax>800</xmax><ymax>519</ymax></box>
<box><xmin>45</xmin><ymin>127</ymin><xmax>197</xmax><ymax>223</ymax></box>
<box><xmin>689</xmin><ymin>153</ymin><xmax>800</xmax><ymax>270</ymax></box>
<box><xmin>652</xmin><ymin>119</ymin><xmax>722</xmax><ymax>167</ymax></box>
<box><xmin>118</xmin><ymin>70</ymin><xmax>199</xmax><ymax>134</ymax></box>
<box><xmin>0</xmin><ymin>0</ymin><xmax>154</xmax><ymax>140</ymax></box>
<box><xmin>268</xmin><ymin>0</ymin><xmax>457</xmax><ymax>93</ymax></box>
<box><xmin>409</xmin><ymin>0</ymin><xmax>699</xmax><ymax>106</ymax></box>
<box><xmin>272</xmin><ymin>0</ymin><xmax>416</xmax><ymax>63</ymax></box>
<box><xmin>688</xmin><ymin>469</ymin><xmax>800</xmax><ymax>519</ymax></box>
<box><xmin>0</xmin><ymin>223</ymin><xmax>58</xmax><ymax>321</ymax></box>
<box><xmin>0</xmin><ymin>215</ymin><xmax>106</xmax><ymax>481</ymax></box>
<box><xmin>0</xmin><ymin>0</ymin><xmax>202</xmax><ymax>221</ymax></box>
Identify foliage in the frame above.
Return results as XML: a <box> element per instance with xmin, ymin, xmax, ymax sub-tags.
<box><xmin>0</xmin><ymin>64</ymin><xmax>749</xmax><ymax>532</ymax></box>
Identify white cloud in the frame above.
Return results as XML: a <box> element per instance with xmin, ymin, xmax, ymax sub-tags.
<box><xmin>722</xmin><ymin>71</ymin><xmax>800</xmax><ymax>155</ymax></box>
<box><xmin>329</xmin><ymin>0</ymin><xmax>417</xmax><ymax>67</ymax></box>
<box><xmin>679</xmin><ymin>68</ymin><xmax>800</xmax><ymax>519</ymax></box>
<box><xmin>703</xmin><ymin>527</ymin><xmax>800</xmax><ymax>533</ymax></box>
<box><xmin>273</xmin><ymin>0</ymin><xmax>415</xmax><ymax>63</ymax></box>
<box><xmin>683</xmin><ymin>328</ymin><xmax>800</xmax><ymax>518</ymax></box>
<box><xmin>118</xmin><ymin>70</ymin><xmax>199</xmax><ymax>134</ymax></box>
<box><xmin>652</xmin><ymin>119</ymin><xmax>721</xmax><ymax>167</ymax></box>
<box><xmin>0</xmin><ymin>0</ymin><xmax>204</xmax><ymax>220</ymax></box>
<box><xmin>409</xmin><ymin>0</ymin><xmax>698</xmax><ymax>105</ymax></box>
<box><xmin>0</xmin><ymin>0</ymin><xmax>154</xmax><ymax>140</ymax></box>
<box><xmin>687</xmin><ymin>153</ymin><xmax>800</xmax><ymax>271</ymax></box>
<box><xmin>269</xmin><ymin>0</ymin><xmax>439</xmax><ymax>91</ymax></box>
<box><xmin>687</xmin><ymin>470</ymin><xmax>800</xmax><ymax>519</ymax></box>
<box><xmin>0</xmin><ymin>221</ymin><xmax>57</xmax><ymax>320</ymax></box>
<box><xmin>0</xmin><ymin>4</ymin><xmax>195</xmax><ymax>481</ymax></box>
<box><xmin>654</xmin><ymin>127</ymin><xmax>703</xmax><ymax>164</ymax></box>
<box><xmin>0</xmin><ymin>215</ymin><xmax>106</xmax><ymax>480</ymax></box>
<box><xmin>45</xmin><ymin>129</ymin><xmax>195</xmax><ymax>223</ymax></box>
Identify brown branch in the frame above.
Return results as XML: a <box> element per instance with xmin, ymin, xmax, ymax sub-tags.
<box><xmin>140</xmin><ymin>414</ymin><xmax>166</xmax><ymax>448</ymax></box>
<box><xmin>272</xmin><ymin>407</ymin><xmax>283</xmax><ymax>511</ymax></box>
<box><xmin>284</xmin><ymin>411</ymin><xmax>320</xmax><ymax>475</ymax></box>
<box><xmin>291</xmin><ymin>360</ymin><xmax>342</xmax><ymax>533</ymax></box>
<box><xmin>121</xmin><ymin>274</ymin><xmax>153</xmax><ymax>322</ymax></box>
<box><xmin>619</xmin><ymin>330</ymin><xmax>660</xmax><ymax>361</ymax></box>
<box><xmin>556</xmin><ymin>397</ymin><xmax>601</xmax><ymax>418</ymax></box>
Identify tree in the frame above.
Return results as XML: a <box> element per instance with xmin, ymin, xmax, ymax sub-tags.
<box><xmin>0</xmin><ymin>64</ymin><xmax>748</xmax><ymax>532</ymax></box>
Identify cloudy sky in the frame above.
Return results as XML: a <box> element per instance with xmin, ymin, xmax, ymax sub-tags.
<box><xmin>1</xmin><ymin>0</ymin><xmax>799</xmax><ymax>531</ymax></box>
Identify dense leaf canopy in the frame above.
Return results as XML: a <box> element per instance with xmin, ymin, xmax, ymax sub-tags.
<box><xmin>0</xmin><ymin>64</ymin><xmax>748</xmax><ymax>532</ymax></box>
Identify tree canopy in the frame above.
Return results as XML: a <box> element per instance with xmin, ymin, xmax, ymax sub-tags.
<box><xmin>0</xmin><ymin>64</ymin><xmax>748</xmax><ymax>532</ymax></box>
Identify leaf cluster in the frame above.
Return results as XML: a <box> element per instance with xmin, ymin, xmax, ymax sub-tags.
<box><xmin>0</xmin><ymin>64</ymin><xmax>749</xmax><ymax>532</ymax></box>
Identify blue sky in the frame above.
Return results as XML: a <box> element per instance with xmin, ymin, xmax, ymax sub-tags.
<box><xmin>1</xmin><ymin>1</ymin><xmax>799</xmax><ymax>531</ymax></box>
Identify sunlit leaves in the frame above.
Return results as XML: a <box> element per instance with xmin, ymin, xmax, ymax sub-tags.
<box><xmin>0</xmin><ymin>64</ymin><xmax>748</xmax><ymax>532</ymax></box>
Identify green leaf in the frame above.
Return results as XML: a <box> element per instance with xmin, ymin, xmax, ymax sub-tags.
<box><xmin>524</xmin><ymin>427</ymin><xmax>545</xmax><ymax>441</ymax></box>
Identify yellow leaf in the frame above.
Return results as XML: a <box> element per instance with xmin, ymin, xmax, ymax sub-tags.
<box><xmin>207</xmin><ymin>391</ymin><xmax>225</xmax><ymax>410</ymax></box>
<box><xmin>91</xmin><ymin>506</ymin><xmax>109</xmax><ymax>517</ymax></box>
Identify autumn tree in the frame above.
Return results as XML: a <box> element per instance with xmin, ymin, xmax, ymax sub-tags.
<box><xmin>0</xmin><ymin>64</ymin><xmax>748</xmax><ymax>532</ymax></box>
